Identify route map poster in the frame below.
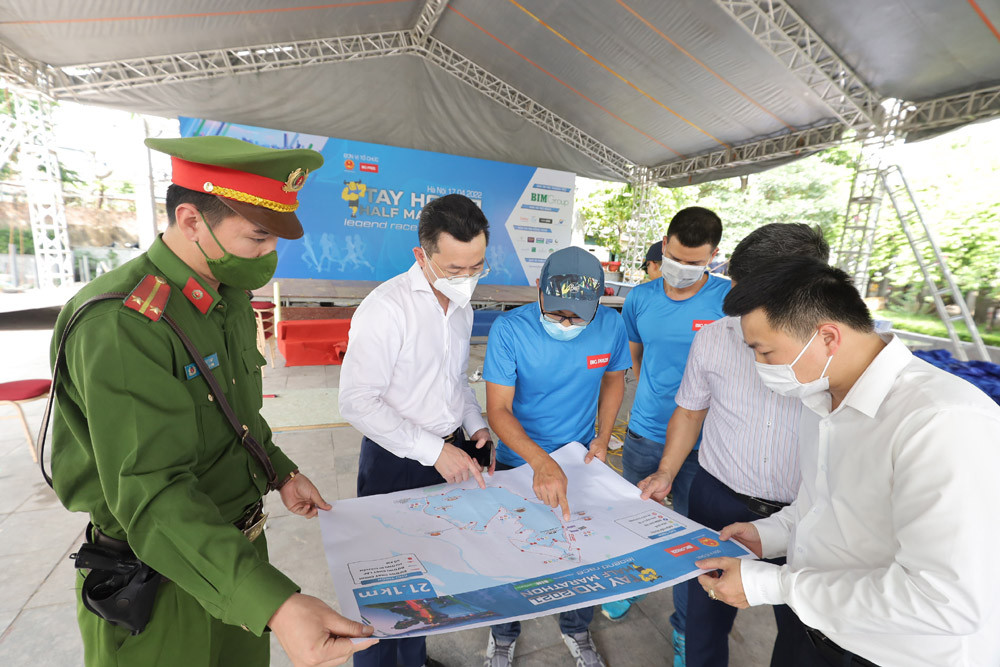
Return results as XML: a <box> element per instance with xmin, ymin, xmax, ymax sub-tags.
<box><xmin>179</xmin><ymin>117</ymin><xmax>575</xmax><ymax>285</ymax></box>
<box><xmin>318</xmin><ymin>443</ymin><xmax>753</xmax><ymax>639</ymax></box>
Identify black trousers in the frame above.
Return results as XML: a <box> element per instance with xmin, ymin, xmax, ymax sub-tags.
<box><xmin>685</xmin><ymin>465</ymin><xmax>822</xmax><ymax>667</ymax></box>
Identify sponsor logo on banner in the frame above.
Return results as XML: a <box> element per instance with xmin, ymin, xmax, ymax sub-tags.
<box><xmin>587</xmin><ymin>354</ymin><xmax>611</xmax><ymax>369</ymax></box>
<box><xmin>666</xmin><ymin>542</ymin><xmax>699</xmax><ymax>557</ymax></box>
<box><xmin>533</xmin><ymin>183</ymin><xmax>573</xmax><ymax>192</ymax></box>
<box><xmin>692</xmin><ymin>320</ymin><xmax>714</xmax><ymax>331</ymax></box>
<box><xmin>539</xmin><ymin>218</ymin><xmax>553</xmax><ymax>224</ymax></box>
<box><xmin>360</xmin><ymin>162</ymin><xmax>379</xmax><ymax>173</ymax></box>
<box><xmin>344</xmin><ymin>159</ymin><xmax>355</xmax><ymax>170</ymax></box>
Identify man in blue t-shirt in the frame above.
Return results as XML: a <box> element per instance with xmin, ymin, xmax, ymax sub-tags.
<box><xmin>606</xmin><ymin>207</ymin><xmax>730</xmax><ymax>663</ymax></box>
<box><xmin>482</xmin><ymin>247</ymin><xmax>630</xmax><ymax>667</ymax></box>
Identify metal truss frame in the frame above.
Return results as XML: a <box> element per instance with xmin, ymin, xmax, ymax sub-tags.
<box><xmin>902</xmin><ymin>83</ymin><xmax>1000</xmax><ymax>134</ymax></box>
<box><xmin>649</xmin><ymin>121</ymin><xmax>846</xmax><ymax>184</ymax></box>
<box><xmin>421</xmin><ymin>38</ymin><xmax>634</xmax><ymax>180</ymax></box>
<box><xmin>412</xmin><ymin>0</ymin><xmax>451</xmax><ymax>44</ymax></box>
<box><xmin>714</xmin><ymin>0</ymin><xmax>879</xmax><ymax>129</ymax></box>
<box><xmin>621</xmin><ymin>167</ymin><xmax>661</xmax><ymax>281</ymax></box>
<box><xmin>1</xmin><ymin>6</ymin><xmax>999</xmax><ymax>188</ymax></box>
<box><xmin>48</xmin><ymin>31</ymin><xmax>417</xmax><ymax>98</ymax></box>
<box><xmin>11</xmin><ymin>89</ymin><xmax>74</xmax><ymax>288</ymax></box>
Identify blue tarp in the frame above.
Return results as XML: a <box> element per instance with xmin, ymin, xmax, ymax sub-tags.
<box><xmin>913</xmin><ymin>349</ymin><xmax>1000</xmax><ymax>406</ymax></box>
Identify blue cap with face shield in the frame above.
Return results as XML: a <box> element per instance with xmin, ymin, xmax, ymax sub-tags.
<box><xmin>538</xmin><ymin>247</ymin><xmax>605</xmax><ymax>323</ymax></box>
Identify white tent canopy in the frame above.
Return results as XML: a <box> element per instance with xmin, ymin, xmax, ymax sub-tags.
<box><xmin>2</xmin><ymin>0</ymin><xmax>999</xmax><ymax>185</ymax></box>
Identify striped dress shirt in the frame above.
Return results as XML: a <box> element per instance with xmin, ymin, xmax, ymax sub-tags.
<box><xmin>674</xmin><ymin>316</ymin><xmax>801</xmax><ymax>503</ymax></box>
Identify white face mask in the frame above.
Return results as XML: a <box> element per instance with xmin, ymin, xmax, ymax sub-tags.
<box><xmin>661</xmin><ymin>256</ymin><xmax>707</xmax><ymax>289</ymax></box>
<box><xmin>424</xmin><ymin>255</ymin><xmax>480</xmax><ymax>309</ymax></box>
<box><xmin>754</xmin><ymin>330</ymin><xmax>834</xmax><ymax>399</ymax></box>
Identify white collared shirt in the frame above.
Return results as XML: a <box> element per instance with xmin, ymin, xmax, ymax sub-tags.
<box><xmin>741</xmin><ymin>335</ymin><xmax>1000</xmax><ymax>666</ymax></box>
<box><xmin>675</xmin><ymin>316</ymin><xmax>801</xmax><ymax>502</ymax></box>
<box><xmin>338</xmin><ymin>262</ymin><xmax>488</xmax><ymax>466</ymax></box>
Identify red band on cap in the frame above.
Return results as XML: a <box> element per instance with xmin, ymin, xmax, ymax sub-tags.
<box><xmin>170</xmin><ymin>157</ymin><xmax>298</xmax><ymax>207</ymax></box>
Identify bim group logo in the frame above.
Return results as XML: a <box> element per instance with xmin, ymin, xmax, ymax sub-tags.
<box><xmin>529</xmin><ymin>192</ymin><xmax>571</xmax><ymax>206</ymax></box>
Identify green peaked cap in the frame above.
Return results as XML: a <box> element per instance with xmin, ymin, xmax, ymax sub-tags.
<box><xmin>145</xmin><ymin>135</ymin><xmax>325</xmax><ymax>240</ymax></box>
<box><xmin>144</xmin><ymin>136</ymin><xmax>324</xmax><ymax>182</ymax></box>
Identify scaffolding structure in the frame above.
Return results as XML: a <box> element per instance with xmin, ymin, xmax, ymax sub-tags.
<box><xmin>6</xmin><ymin>88</ymin><xmax>73</xmax><ymax>288</ymax></box>
<box><xmin>0</xmin><ymin>0</ymin><xmax>997</xmax><ymax>311</ymax></box>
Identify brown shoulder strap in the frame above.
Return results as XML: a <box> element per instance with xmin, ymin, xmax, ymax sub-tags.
<box><xmin>40</xmin><ymin>287</ymin><xmax>277</xmax><ymax>491</ymax></box>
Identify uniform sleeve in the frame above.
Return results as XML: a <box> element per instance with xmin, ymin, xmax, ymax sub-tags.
<box><xmin>608</xmin><ymin>311</ymin><xmax>632</xmax><ymax>372</ymax></box>
<box><xmin>338</xmin><ymin>299</ymin><xmax>444</xmax><ymax>466</ymax></box>
<box><xmin>258</xmin><ymin>403</ymin><xmax>296</xmax><ymax>481</ymax></box>
<box><xmin>742</xmin><ymin>407</ymin><xmax>1000</xmax><ymax>637</ymax></box>
<box><xmin>675</xmin><ymin>327</ymin><xmax>711</xmax><ymax>411</ymax></box>
<box><xmin>66</xmin><ymin>311</ymin><xmax>297</xmax><ymax>636</ymax></box>
<box><xmin>482</xmin><ymin>317</ymin><xmax>517</xmax><ymax>387</ymax></box>
<box><xmin>621</xmin><ymin>289</ymin><xmax>641</xmax><ymax>343</ymax></box>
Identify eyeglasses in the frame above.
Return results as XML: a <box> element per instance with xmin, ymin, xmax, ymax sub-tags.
<box><xmin>541</xmin><ymin>311</ymin><xmax>588</xmax><ymax>326</ymax></box>
<box><xmin>426</xmin><ymin>252</ymin><xmax>492</xmax><ymax>282</ymax></box>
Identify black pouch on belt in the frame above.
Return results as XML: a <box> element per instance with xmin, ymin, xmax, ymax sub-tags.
<box><xmin>72</xmin><ymin>539</ymin><xmax>161</xmax><ymax>635</ymax></box>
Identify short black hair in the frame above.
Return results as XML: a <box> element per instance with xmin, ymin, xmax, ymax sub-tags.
<box><xmin>665</xmin><ymin>206</ymin><xmax>722</xmax><ymax>249</ymax></box>
<box><xmin>165</xmin><ymin>184</ymin><xmax>232</xmax><ymax>227</ymax></box>
<box><xmin>418</xmin><ymin>194</ymin><xmax>490</xmax><ymax>254</ymax></box>
<box><xmin>728</xmin><ymin>223</ymin><xmax>830</xmax><ymax>283</ymax></box>
<box><xmin>723</xmin><ymin>256</ymin><xmax>874</xmax><ymax>339</ymax></box>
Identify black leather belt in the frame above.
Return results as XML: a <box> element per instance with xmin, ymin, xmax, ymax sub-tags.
<box><xmin>728</xmin><ymin>487</ymin><xmax>788</xmax><ymax>518</ymax></box>
<box><xmin>442</xmin><ymin>428</ymin><xmax>463</xmax><ymax>444</ymax></box>
<box><xmin>806</xmin><ymin>628</ymin><xmax>880</xmax><ymax>667</ymax></box>
<box><xmin>89</xmin><ymin>524</ymin><xmax>132</xmax><ymax>555</ymax></box>
<box><xmin>90</xmin><ymin>499</ymin><xmax>266</xmax><ymax>555</ymax></box>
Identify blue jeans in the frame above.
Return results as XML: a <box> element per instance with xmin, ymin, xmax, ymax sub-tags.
<box><xmin>490</xmin><ymin>458</ymin><xmax>595</xmax><ymax>643</ymax></box>
<box><xmin>491</xmin><ymin>606</ymin><xmax>595</xmax><ymax>643</ymax></box>
<box><xmin>622</xmin><ymin>428</ymin><xmax>699</xmax><ymax>635</ymax></box>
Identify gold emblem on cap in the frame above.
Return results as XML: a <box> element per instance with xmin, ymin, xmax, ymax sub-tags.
<box><xmin>203</xmin><ymin>182</ymin><xmax>214</xmax><ymax>192</ymax></box>
<box><xmin>282</xmin><ymin>168</ymin><xmax>309</xmax><ymax>193</ymax></box>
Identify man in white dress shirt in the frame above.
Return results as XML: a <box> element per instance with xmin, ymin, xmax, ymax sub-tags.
<box><xmin>696</xmin><ymin>256</ymin><xmax>1000</xmax><ymax>667</ymax></box>
<box><xmin>638</xmin><ymin>223</ymin><xmax>829</xmax><ymax>667</ymax></box>
<box><xmin>339</xmin><ymin>194</ymin><xmax>494</xmax><ymax>667</ymax></box>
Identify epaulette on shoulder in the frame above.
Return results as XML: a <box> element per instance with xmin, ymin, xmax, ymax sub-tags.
<box><xmin>123</xmin><ymin>274</ymin><xmax>171</xmax><ymax>322</ymax></box>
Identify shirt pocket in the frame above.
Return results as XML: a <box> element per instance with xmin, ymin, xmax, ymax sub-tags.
<box><xmin>242</xmin><ymin>346</ymin><xmax>266</xmax><ymax>398</ymax></box>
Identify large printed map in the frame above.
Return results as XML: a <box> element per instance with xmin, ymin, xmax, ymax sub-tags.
<box><xmin>319</xmin><ymin>443</ymin><xmax>753</xmax><ymax>638</ymax></box>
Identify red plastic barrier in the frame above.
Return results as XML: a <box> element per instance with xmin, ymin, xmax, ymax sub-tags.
<box><xmin>276</xmin><ymin>319</ymin><xmax>351</xmax><ymax>366</ymax></box>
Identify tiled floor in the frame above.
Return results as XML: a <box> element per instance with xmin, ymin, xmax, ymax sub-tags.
<box><xmin>0</xmin><ymin>307</ymin><xmax>777</xmax><ymax>666</ymax></box>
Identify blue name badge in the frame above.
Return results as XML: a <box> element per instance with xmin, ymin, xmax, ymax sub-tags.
<box><xmin>184</xmin><ymin>353</ymin><xmax>220</xmax><ymax>380</ymax></box>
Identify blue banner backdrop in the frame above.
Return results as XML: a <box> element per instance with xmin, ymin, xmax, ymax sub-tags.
<box><xmin>179</xmin><ymin>118</ymin><xmax>576</xmax><ymax>285</ymax></box>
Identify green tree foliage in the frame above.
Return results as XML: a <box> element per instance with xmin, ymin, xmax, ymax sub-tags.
<box><xmin>578</xmin><ymin>144</ymin><xmax>856</xmax><ymax>267</ymax></box>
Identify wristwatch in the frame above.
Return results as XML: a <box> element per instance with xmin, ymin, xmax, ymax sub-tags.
<box><xmin>277</xmin><ymin>469</ymin><xmax>299</xmax><ymax>490</ymax></box>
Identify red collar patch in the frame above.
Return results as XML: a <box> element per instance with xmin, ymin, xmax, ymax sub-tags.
<box><xmin>183</xmin><ymin>277</ymin><xmax>214</xmax><ymax>315</ymax></box>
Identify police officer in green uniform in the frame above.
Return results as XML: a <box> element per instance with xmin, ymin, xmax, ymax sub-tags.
<box><xmin>48</xmin><ymin>136</ymin><xmax>377</xmax><ymax>667</ymax></box>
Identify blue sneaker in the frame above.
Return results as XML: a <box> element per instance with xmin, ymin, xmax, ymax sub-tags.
<box><xmin>600</xmin><ymin>598</ymin><xmax>633</xmax><ymax>621</ymax></box>
<box><xmin>672</xmin><ymin>629</ymin><xmax>686</xmax><ymax>667</ymax></box>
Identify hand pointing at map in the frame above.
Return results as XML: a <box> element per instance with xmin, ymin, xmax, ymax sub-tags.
<box><xmin>530</xmin><ymin>454</ymin><xmax>572</xmax><ymax>521</ymax></box>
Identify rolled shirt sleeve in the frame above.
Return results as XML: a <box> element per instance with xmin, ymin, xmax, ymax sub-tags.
<box><xmin>674</xmin><ymin>327</ymin><xmax>711</xmax><ymax>411</ymax></box>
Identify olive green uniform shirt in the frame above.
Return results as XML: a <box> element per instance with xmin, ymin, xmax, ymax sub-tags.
<box><xmin>50</xmin><ymin>236</ymin><xmax>298</xmax><ymax>635</ymax></box>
